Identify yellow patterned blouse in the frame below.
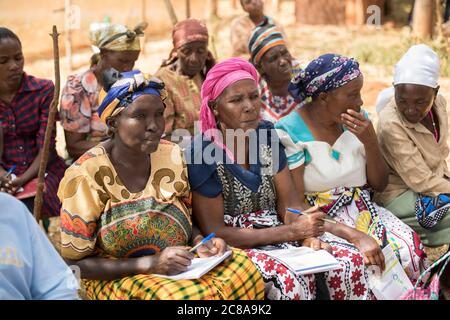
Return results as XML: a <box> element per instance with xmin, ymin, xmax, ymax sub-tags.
<box><xmin>57</xmin><ymin>140</ymin><xmax>192</xmax><ymax>260</ymax></box>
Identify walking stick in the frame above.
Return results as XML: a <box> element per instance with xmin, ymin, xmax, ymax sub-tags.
<box><xmin>186</xmin><ymin>0</ymin><xmax>191</xmax><ymax>19</ymax></box>
<box><xmin>33</xmin><ymin>25</ymin><xmax>61</xmax><ymax>222</ymax></box>
<box><xmin>163</xmin><ymin>0</ymin><xmax>179</xmax><ymax>25</ymax></box>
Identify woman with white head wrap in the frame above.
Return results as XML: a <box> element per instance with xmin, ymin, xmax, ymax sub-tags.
<box><xmin>375</xmin><ymin>44</ymin><xmax>450</xmax><ymax>249</ymax></box>
<box><xmin>59</xmin><ymin>22</ymin><xmax>146</xmax><ymax>161</ymax></box>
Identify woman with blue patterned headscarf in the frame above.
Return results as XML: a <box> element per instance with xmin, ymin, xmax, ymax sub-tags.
<box><xmin>275</xmin><ymin>54</ymin><xmax>429</xmax><ymax>299</ymax></box>
<box><xmin>56</xmin><ymin>69</ymin><xmax>264</xmax><ymax>300</ymax></box>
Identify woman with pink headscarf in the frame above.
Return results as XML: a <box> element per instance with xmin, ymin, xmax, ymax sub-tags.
<box><xmin>186</xmin><ymin>58</ymin><xmax>370</xmax><ymax>300</ymax></box>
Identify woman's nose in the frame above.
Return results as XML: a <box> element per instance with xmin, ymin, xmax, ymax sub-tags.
<box><xmin>146</xmin><ymin>120</ymin><xmax>157</xmax><ymax>132</ymax></box>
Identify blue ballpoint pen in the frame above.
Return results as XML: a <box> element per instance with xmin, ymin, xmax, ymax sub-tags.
<box><xmin>189</xmin><ymin>233</ymin><xmax>216</xmax><ymax>252</ymax></box>
<box><xmin>287</xmin><ymin>207</ymin><xmax>336</xmax><ymax>224</ymax></box>
<box><xmin>3</xmin><ymin>165</ymin><xmax>16</xmax><ymax>178</ymax></box>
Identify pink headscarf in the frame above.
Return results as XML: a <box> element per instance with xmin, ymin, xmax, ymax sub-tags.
<box><xmin>200</xmin><ymin>58</ymin><xmax>259</xmax><ymax>132</ymax></box>
<box><xmin>200</xmin><ymin>58</ymin><xmax>260</xmax><ymax>160</ymax></box>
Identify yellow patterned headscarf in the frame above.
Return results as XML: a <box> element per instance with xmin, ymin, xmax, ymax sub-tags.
<box><xmin>90</xmin><ymin>22</ymin><xmax>147</xmax><ymax>52</ymax></box>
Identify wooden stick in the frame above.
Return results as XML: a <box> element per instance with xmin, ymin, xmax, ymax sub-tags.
<box><xmin>163</xmin><ymin>0</ymin><xmax>179</xmax><ymax>25</ymax></box>
<box><xmin>64</xmin><ymin>0</ymin><xmax>73</xmax><ymax>71</ymax></box>
<box><xmin>186</xmin><ymin>0</ymin><xmax>191</xmax><ymax>19</ymax></box>
<box><xmin>33</xmin><ymin>25</ymin><xmax>61</xmax><ymax>222</ymax></box>
<box><xmin>141</xmin><ymin>0</ymin><xmax>147</xmax><ymax>55</ymax></box>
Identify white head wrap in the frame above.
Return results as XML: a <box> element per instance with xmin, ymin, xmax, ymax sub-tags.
<box><xmin>394</xmin><ymin>44</ymin><xmax>440</xmax><ymax>88</ymax></box>
<box><xmin>376</xmin><ymin>44</ymin><xmax>440</xmax><ymax>113</ymax></box>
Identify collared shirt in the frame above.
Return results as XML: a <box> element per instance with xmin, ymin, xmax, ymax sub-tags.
<box><xmin>0</xmin><ymin>73</ymin><xmax>55</xmax><ymax>174</ymax></box>
<box><xmin>0</xmin><ymin>73</ymin><xmax>67</xmax><ymax>217</ymax></box>
<box><xmin>0</xmin><ymin>193</ymin><xmax>79</xmax><ymax>300</ymax></box>
<box><xmin>376</xmin><ymin>94</ymin><xmax>450</xmax><ymax>204</ymax></box>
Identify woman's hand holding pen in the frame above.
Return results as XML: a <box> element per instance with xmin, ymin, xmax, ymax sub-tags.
<box><xmin>288</xmin><ymin>205</ymin><xmax>327</xmax><ymax>240</ymax></box>
<box><xmin>0</xmin><ymin>176</ymin><xmax>17</xmax><ymax>194</ymax></box>
<box><xmin>147</xmin><ymin>246</ymin><xmax>195</xmax><ymax>276</ymax></box>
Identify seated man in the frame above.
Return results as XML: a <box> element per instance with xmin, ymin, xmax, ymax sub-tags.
<box><xmin>375</xmin><ymin>44</ymin><xmax>450</xmax><ymax>248</ymax></box>
<box><xmin>0</xmin><ymin>193</ymin><xmax>79</xmax><ymax>300</ymax></box>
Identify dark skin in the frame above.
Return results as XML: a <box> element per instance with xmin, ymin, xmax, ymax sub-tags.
<box><xmin>0</xmin><ymin>37</ymin><xmax>46</xmax><ymax>194</ymax></box>
<box><xmin>175</xmin><ymin>41</ymin><xmax>209</xmax><ymax>78</ymax></box>
<box><xmin>240</xmin><ymin>0</ymin><xmax>265</xmax><ymax>25</ymax></box>
<box><xmin>258</xmin><ymin>44</ymin><xmax>293</xmax><ymax>96</ymax></box>
<box><xmin>193</xmin><ymin>79</ymin><xmax>332</xmax><ymax>252</ymax></box>
<box><xmin>394</xmin><ymin>83</ymin><xmax>440</xmax><ymax>134</ymax></box>
<box><xmin>64</xmin><ymin>49</ymin><xmax>140</xmax><ymax>160</ymax></box>
<box><xmin>290</xmin><ymin>75</ymin><xmax>389</xmax><ymax>271</ymax></box>
<box><xmin>65</xmin><ymin>94</ymin><xmax>228</xmax><ymax>280</ymax></box>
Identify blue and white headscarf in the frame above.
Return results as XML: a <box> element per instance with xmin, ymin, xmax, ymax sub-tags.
<box><xmin>97</xmin><ymin>69</ymin><xmax>167</xmax><ymax>122</ymax></box>
<box><xmin>288</xmin><ymin>54</ymin><xmax>361</xmax><ymax>102</ymax></box>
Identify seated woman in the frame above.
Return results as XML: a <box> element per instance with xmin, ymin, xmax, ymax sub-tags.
<box><xmin>248</xmin><ymin>22</ymin><xmax>302</xmax><ymax>123</ymax></box>
<box><xmin>275</xmin><ymin>54</ymin><xmax>428</xmax><ymax>290</ymax></box>
<box><xmin>230</xmin><ymin>0</ymin><xmax>285</xmax><ymax>59</ymax></box>
<box><xmin>0</xmin><ymin>27</ymin><xmax>66</xmax><ymax>218</ymax></box>
<box><xmin>156</xmin><ymin>19</ymin><xmax>215</xmax><ymax>143</ymax></box>
<box><xmin>57</xmin><ymin>69</ymin><xmax>264</xmax><ymax>300</ymax></box>
<box><xmin>375</xmin><ymin>44</ymin><xmax>450</xmax><ymax>248</ymax></box>
<box><xmin>59</xmin><ymin>22</ymin><xmax>145</xmax><ymax>161</ymax></box>
<box><xmin>187</xmin><ymin>57</ymin><xmax>377</xmax><ymax>300</ymax></box>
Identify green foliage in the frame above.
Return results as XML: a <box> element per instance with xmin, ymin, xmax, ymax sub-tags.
<box><xmin>347</xmin><ymin>29</ymin><xmax>450</xmax><ymax>77</ymax></box>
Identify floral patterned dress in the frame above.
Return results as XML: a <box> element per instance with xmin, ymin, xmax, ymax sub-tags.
<box><xmin>187</xmin><ymin>121</ymin><xmax>374</xmax><ymax>300</ymax></box>
<box><xmin>275</xmin><ymin>110</ymin><xmax>429</xmax><ymax>294</ymax></box>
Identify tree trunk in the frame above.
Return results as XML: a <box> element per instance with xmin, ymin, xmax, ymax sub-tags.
<box><xmin>413</xmin><ymin>0</ymin><xmax>434</xmax><ymax>38</ymax></box>
<box><xmin>207</xmin><ymin>0</ymin><xmax>219</xmax><ymax>19</ymax></box>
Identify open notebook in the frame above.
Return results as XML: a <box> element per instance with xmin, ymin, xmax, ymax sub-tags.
<box><xmin>154</xmin><ymin>250</ymin><xmax>232</xmax><ymax>281</ymax></box>
<box><xmin>261</xmin><ymin>247</ymin><xmax>342</xmax><ymax>275</ymax></box>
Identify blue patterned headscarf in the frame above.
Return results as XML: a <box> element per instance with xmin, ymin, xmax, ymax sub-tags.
<box><xmin>97</xmin><ymin>69</ymin><xmax>167</xmax><ymax>122</ymax></box>
<box><xmin>288</xmin><ymin>54</ymin><xmax>361</xmax><ymax>102</ymax></box>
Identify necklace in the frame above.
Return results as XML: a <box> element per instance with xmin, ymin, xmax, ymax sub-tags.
<box><xmin>428</xmin><ymin>110</ymin><xmax>439</xmax><ymax>142</ymax></box>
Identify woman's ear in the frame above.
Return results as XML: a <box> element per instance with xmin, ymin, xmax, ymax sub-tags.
<box><xmin>434</xmin><ymin>85</ymin><xmax>440</xmax><ymax>98</ymax></box>
<box><xmin>256</xmin><ymin>63</ymin><xmax>264</xmax><ymax>77</ymax></box>
<box><xmin>106</xmin><ymin>116</ymin><xmax>118</xmax><ymax>135</ymax></box>
<box><xmin>317</xmin><ymin>92</ymin><xmax>329</xmax><ymax>105</ymax></box>
<box><xmin>208</xmin><ymin>100</ymin><xmax>219</xmax><ymax>117</ymax></box>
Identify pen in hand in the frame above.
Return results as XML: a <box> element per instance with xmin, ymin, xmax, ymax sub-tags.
<box><xmin>2</xmin><ymin>165</ymin><xmax>16</xmax><ymax>179</ymax></box>
<box><xmin>287</xmin><ymin>207</ymin><xmax>337</xmax><ymax>224</ymax></box>
<box><xmin>189</xmin><ymin>233</ymin><xmax>216</xmax><ymax>253</ymax></box>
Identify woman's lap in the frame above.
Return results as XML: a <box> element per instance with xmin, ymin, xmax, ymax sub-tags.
<box><xmin>386</xmin><ymin>190</ymin><xmax>450</xmax><ymax>247</ymax></box>
<box><xmin>81</xmin><ymin>248</ymin><xmax>265</xmax><ymax>300</ymax></box>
